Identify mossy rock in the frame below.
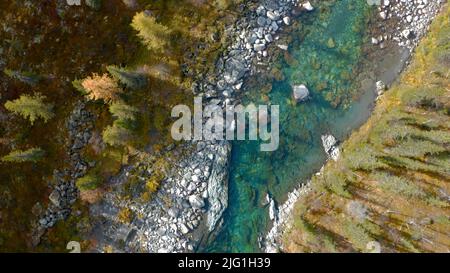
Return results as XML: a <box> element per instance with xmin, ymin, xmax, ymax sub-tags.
<box><xmin>76</xmin><ymin>174</ymin><xmax>101</xmax><ymax>191</ymax></box>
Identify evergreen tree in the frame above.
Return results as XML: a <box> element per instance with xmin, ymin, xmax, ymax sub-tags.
<box><xmin>81</xmin><ymin>73</ymin><xmax>122</xmax><ymax>103</ymax></box>
<box><xmin>131</xmin><ymin>12</ymin><xmax>171</xmax><ymax>53</ymax></box>
<box><xmin>102</xmin><ymin>124</ymin><xmax>133</xmax><ymax>147</ymax></box>
<box><xmin>109</xmin><ymin>102</ymin><xmax>139</xmax><ymax>121</ymax></box>
<box><xmin>1</xmin><ymin>148</ymin><xmax>45</xmax><ymax>163</ymax></box>
<box><xmin>4</xmin><ymin>93</ymin><xmax>54</xmax><ymax>124</ymax></box>
<box><xmin>72</xmin><ymin>79</ymin><xmax>88</xmax><ymax>95</ymax></box>
<box><xmin>3</xmin><ymin>69</ymin><xmax>41</xmax><ymax>86</ymax></box>
<box><xmin>107</xmin><ymin>65</ymin><xmax>146</xmax><ymax>89</ymax></box>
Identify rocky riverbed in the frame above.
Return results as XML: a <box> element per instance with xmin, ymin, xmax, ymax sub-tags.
<box><xmin>32</xmin><ymin>101</ymin><xmax>94</xmax><ymax>246</ymax></box>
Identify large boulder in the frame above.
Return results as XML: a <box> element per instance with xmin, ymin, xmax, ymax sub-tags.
<box><xmin>302</xmin><ymin>1</ymin><xmax>315</xmax><ymax>11</ymax></box>
<box><xmin>188</xmin><ymin>195</ymin><xmax>205</xmax><ymax>209</ymax></box>
<box><xmin>206</xmin><ymin>142</ymin><xmax>230</xmax><ymax>232</ymax></box>
<box><xmin>292</xmin><ymin>84</ymin><xmax>310</xmax><ymax>103</ymax></box>
<box><xmin>49</xmin><ymin>190</ymin><xmax>61</xmax><ymax>207</ymax></box>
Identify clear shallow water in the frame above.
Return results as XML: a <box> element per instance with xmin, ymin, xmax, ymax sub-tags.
<box><xmin>206</xmin><ymin>0</ymin><xmax>374</xmax><ymax>252</ymax></box>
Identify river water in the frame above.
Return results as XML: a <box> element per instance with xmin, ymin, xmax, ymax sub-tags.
<box><xmin>206</xmin><ymin>0</ymin><xmax>387</xmax><ymax>252</ymax></box>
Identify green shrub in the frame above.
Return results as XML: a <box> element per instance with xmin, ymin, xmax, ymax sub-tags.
<box><xmin>76</xmin><ymin>174</ymin><xmax>101</xmax><ymax>191</ymax></box>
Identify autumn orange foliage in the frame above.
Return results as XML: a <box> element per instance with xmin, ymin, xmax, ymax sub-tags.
<box><xmin>82</xmin><ymin>73</ymin><xmax>122</xmax><ymax>103</ymax></box>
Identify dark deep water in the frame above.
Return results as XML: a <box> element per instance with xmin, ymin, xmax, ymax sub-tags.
<box><xmin>206</xmin><ymin>0</ymin><xmax>377</xmax><ymax>252</ymax></box>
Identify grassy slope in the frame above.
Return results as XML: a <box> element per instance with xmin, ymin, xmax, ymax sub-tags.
<box><xmin>284</xmin><ymin>4</ymin><xmax>449</xmax><ymax>253</ymax></box>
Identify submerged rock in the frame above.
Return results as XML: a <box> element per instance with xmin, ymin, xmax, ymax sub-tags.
<box><xmin>302</xmin><ymin>1</ymin><xmax>314</xmax><ymax>12</ymax></box>
<box><xmin>292</xmin><ymin>84</ymin><xmax>310</xmax><ymax>103</ymax></box>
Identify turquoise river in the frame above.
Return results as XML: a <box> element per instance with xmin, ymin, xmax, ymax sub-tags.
<box><xmin>206</xmin><ymin>0</ymin><xmax>379</xmax><ymax>252</ymax></box>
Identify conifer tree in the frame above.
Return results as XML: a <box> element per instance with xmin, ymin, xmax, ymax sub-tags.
<box><xmin>1</xmin><ymin>148</ymin><xmax>46</xmax><ymax>163</ymax></box>
<box><xmin>109</xmin><ymin>102</ymin><xmax>139</xmax><ymax>121</ymax></box>
<box><xmin>3</xmin><ymin>69</ymin><xmax>41</xmax><ymax>86</ymax></box>
<box><xmin>81</xmin><ymin>73</ymin><xmax>122</xmax><ymax>103</ymax></box>
<box><xmin>4</xmin><ymin>93</ymin><xmax>54</xmax><ymax>124</ymax></box>
<box><xmin>107</xmin><ymin>65</ymin><xmax>146</xmax><ymax>90</ymax></box>
<box><xmin>102</xmin><ymin>124</ymin><xmax>133</xmax><ymax>146</ymax></box>
<box><xmin>72</xmin><ymin>79</ymin><xmax>87</xmax><ymax>95</ymax></box>
<box><xmin>131</xmin><ymin>12</ymin><xmax>171</xmax><ymax>53</ymax></box>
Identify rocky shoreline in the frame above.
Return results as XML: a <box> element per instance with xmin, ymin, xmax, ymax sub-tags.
<box><xmin>370</xmin><ymin>0</ymin><xmax>444</xmax><ymax>52</ymax></box>
<box><xmin>262</xmin><ymin>0</ymin><xmax>446</xmax><ymax>253</ymax></box>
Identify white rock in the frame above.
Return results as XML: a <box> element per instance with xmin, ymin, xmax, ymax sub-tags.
<box><xmin>269</xmin><ymin>198</ymin><xmax>278</xmax><ymax>222</ymax></box>
<box><xmin>188</xmin><ymin>195</ymin><xmax>205</xmax><ymax>209</ymax></box>
<box><xmin>277</xmin><ymin>44</ymin><xmax>288</xmax><ymax>51</ymax></box>
<box><xmin>302</xmin><ymin>1</ymin><xmax>314</xmax><ymax>11</ymax></box>
<box><xmin>179</xmin><ymin>223</ymin><xmax>189</xmax><ymax>234</ymax></box>
<box><xmin>266</xmin><ymin>10</ymin><xmax>280</xmax><ymax>21</ymax></box>
<box><xmin>292</xmin><ymin>84</ymin><xmax>310</xmax><ymax>103</ymax></box>
<box><xmin>66</xmin><ymin>0</ymin><xmax>81</xmax><ymax>5</ymax></box>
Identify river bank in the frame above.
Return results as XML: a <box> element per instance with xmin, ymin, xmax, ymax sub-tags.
<box><xmin>265</xmin><ymin>0</ymin><xmax>448</xmax><ymax>253</ymax></box>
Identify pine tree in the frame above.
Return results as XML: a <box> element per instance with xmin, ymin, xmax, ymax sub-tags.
<box><xmin>3</xmin><ymin>69</ymin><xmax>41</xmax><ymax>86</ymax></box>
<box><xmin>4</xmin><ymin>93</ymin><xmax>54</xmax><ymax>124</ymax></box>
<box><xmin>102</xmin><ymin>124</ymin><xmax>133</xmax><ymax>146</ymax></box>
<box><xmin>81</xmin><ymin>73</ymin><xmax>122</xmax><ymax>103</ymax></box>
<box><xmin>72</xmin><ymin>79</ymin><xmax>88</xmax><ymax>95</ymax></box>
<box><xmin>131</xmin><ymin>12</ymin><xmax>171</xmax><ymax>53</ymax></box>
<box><xmin>109</xmin><ymin>102</ymin><xmax>139</xmax><ymax>121</ymax></box>
<box><xmin>107</xmin><ymin>65</ymin><xmax>146</xmax><ymax>90</ymax></box>
<box><xmin>1</xmin><ymin>148</ymin><xmax>46</xmax><ymax>163</ymax></box>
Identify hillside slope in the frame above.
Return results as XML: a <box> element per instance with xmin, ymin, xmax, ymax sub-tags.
<box><xmin>284</xmin><ymin>4</ymin><xmax>450</xmax><ymax>253</ymax></box>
